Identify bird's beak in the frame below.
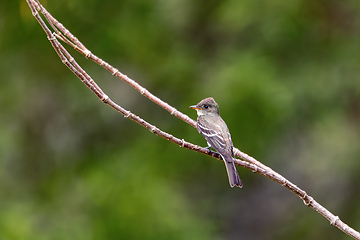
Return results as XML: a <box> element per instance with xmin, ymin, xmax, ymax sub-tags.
<box><xmin>189</xmin><ymin>105</ymin><xmax>200</xmax><ymax>110</ymax></box>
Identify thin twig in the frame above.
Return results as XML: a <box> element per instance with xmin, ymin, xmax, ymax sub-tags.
<box><xmin>25</xmin><ymin>1</ymin><xmax>360</xmax><ymax>239</ymax></box>
<box><xmin>30</xmin><ymin>0</ymin><xmax>268</xmax><ymax>172</ymax></box>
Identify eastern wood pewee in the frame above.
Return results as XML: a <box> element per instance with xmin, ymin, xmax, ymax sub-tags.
<box><xmin>190</xmin><ymin>97</ymin><xmax>243</xmax><ymax>188</ymax></box>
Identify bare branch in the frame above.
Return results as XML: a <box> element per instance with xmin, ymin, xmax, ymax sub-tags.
<box><xmin>25</xmin><ymin>1</ymin><xmax>360</xmax><ymax>239</ymax></box>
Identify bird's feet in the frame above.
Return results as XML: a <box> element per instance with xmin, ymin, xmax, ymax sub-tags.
<box><xmin>204</xmin><ymin>146</ymin><xmax>211</xmax><ymax>154</ymax></box>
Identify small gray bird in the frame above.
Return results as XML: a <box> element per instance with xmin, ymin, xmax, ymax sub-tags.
<box><xmin>190</xmin><ymin>97</ymin><xmax>242</xmax><ymax>188</ymax></box>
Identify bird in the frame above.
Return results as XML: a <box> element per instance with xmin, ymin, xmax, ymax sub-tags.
<box><xmin>190</xmin><ymin>97</ymin><xmax>242</xmax><ymax>188</ymax></box>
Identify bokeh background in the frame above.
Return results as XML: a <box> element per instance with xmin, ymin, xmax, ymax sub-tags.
<box><xmin>1</xmin><ymin>0</ymin><xmax>360</xmax><ymax>239</ymax></box>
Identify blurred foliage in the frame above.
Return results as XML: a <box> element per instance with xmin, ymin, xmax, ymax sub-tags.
<box><xmin>1</xmin><ymin>0</ymin><xmax>360</xmax><ymax>239</ymax></box>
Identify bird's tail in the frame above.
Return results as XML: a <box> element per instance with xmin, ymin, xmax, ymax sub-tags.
<box><xmin>224</xmin><ymin>160</ymin><xmax>243</xmax><ymax>188</ymax></box>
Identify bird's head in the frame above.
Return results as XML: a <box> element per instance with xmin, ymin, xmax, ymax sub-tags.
<box><xmin>190</xmin><ymin>97</ymin><xmax>220</xmax><ymax>116</ymax></box>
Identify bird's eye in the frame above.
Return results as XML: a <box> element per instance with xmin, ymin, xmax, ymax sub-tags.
<box><xmin>203</xmin><ymin>105</ymin><xmax>208</xmax><ymax>109</ymax></box>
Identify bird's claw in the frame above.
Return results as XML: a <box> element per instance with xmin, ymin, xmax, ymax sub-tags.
<box><xmin>205</xmin><ymin>146</ymin><xmax>211</xmax><ymax>154</ymax></box>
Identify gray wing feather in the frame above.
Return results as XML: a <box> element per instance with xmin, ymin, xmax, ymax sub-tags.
<box><xmin>196</xmin><ymin>117</ymin><xmax>242</xmax><ymax>188</ymax></box>
<box><xmin>197</xmin><ymin>121</ymin><xmax>227</xmax><ymax>151</ymax></box>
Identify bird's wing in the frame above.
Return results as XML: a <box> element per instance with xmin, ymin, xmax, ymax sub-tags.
<box><xmin>197</xmin><ymin>120</ymin><xmax>227</xmax><ymax>153</ymax></box>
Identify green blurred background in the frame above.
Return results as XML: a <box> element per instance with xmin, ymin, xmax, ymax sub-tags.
<box><xmin>1</xmin><ymin>0</ymin><xmax>360</xmax><ymax>239</ymax></box>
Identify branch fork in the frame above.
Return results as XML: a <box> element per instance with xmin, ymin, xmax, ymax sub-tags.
<box><xmin>26</xmin><ymin>1</ymin><xmax>360</xmax><ymax>239</ymax></box>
